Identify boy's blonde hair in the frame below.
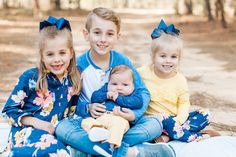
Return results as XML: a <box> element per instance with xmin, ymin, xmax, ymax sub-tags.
<box><xmin>110</xmin><ymin>65</ymin><xmax>134</xmax><ymax>81</ymax></box>
<box><xmin>151</xmin><ymin>33</ymin><xmax>183</xmax><ymax>61</ymax></box>
<box><xmin>85</xmin><ymin>7</ymin><xmax>121</xmax><ymax>33</ymax></box>
<box><xmin>37</xmin><ymin>26</ymin><xmax>81</xmax><ymax>95</ymax></box>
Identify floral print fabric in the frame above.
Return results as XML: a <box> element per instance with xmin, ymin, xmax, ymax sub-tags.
<box><xmin>162</xmin><ymin>110</ymin><xmax>210</xmax><ymax>142</ymax></box>
<box><xmin>2</xmin><ymin>68</ymin><xmax>77</xmax><ymax>157</ymax></box>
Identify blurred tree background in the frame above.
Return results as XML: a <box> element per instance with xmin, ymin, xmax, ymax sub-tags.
<box><xmin>0</xmin><ymin>0</ymin><xmax>235</xmax><ymax>28</ymax></box>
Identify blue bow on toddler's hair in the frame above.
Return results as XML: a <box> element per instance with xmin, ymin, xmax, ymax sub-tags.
<box><xmin>151</xmin><ymin>19</ymin><xmax>180</xmax><ymax>39</ymax></box>
<box><xmin>39</xmin><ymin>16</ymin><xmax>71</xmax><ymax>31</ymax></box>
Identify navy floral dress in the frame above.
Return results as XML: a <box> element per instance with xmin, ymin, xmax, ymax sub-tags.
<box><xmin>2</xmin><ymin>68</ymin><xmax>77</xmax><ymax>157</ymax></box>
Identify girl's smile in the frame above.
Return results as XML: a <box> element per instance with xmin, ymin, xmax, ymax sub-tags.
<box><xmin>42</xmin><ymin>35</ymin><xmax>72</xmax><ymax>81</ymax></box>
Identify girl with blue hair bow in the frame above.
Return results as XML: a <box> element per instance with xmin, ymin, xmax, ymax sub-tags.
<box><xmin>2</xmin><ymin>16</ymin><xmax>81</xmax><ymax>156</ymax></box>
<box><xmin>138</xmin><ymin>19</ymin><xmax>220</xmax><ymax>143</ymax></box>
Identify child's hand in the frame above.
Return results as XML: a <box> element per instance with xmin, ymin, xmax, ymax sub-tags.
<box><xmin>113</xmin><ymin>106</ymin><xmax>135</xmax><ymax>121</ymax></box>
<box><xmin>112</xmin><ymin>91</ymin><xmax>118</xmax><ymax>101</ymax></box>
<box><xmin>107</xmin><ymin>91</ymin><xmax>113</xmax><ymax>99</ymax></box>
<box><xmin>33</xmin><ymin>120</ymin><xmax>55</xmax><ymax>135</ymax></box>
<box><xmin>107</xmin><ymin>91</ymin><xmax>118</xmax><ymax>101</ymax></box>
<box><xmin>173</xmin><ymin>117</ymin><xmax>181</xmax><ymax>125</ymax></box>
<box><xmin>89</xmin><ymin>103</ymin><xmax>106</xmax><ymax>118</ymax></box>
<box><xmin>21</xmin><ymin>116</ymin><xmax>55</xmax><ymax>134</ymax></box>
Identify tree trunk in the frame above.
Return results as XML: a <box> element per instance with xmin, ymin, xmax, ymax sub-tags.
<box><xmin>77</xmin><ymin>0</ymin><xmax>81</xmax><ymax>9</ymax></box>
<box><xmin>55</xmin><ymin>0</ymin><xmax>61</xmax><ymax>10</ymax></box>
<box><xmin>175</xmin><ymin>0</ymin><xmax>180</xmax><ymax>15</ymax></box>
<box><xmin>185</xmin><ymin>0</ymin><xmax>193</xmax><ymax>15</ymax></box>
<box><xmin>215</xmin><ymin>0</ymin><xmax>227</xmax><ymax>28</ymax></box>
<box><xmin>124</xmin><ymin>0</ymin><xmax>129</xmax><ymax>8</ymax></box>
<box><xmin>32</xmin><ymin>0</ymin><xmax>40</xmax><ymax>19</ymax></box>
<box><xmin>234</xmin><ymin>1</ymin><xmax>236</xmax><ymax>16</ymax></box>
<box><xmin>2</xmin><ymin>0</ymin><xmax>8</xmax><ymax>8</ymax></box>
<box><xmin>205</xmin><ymin>0</ymin><xmax>214</xmax><ymax>21</ymax></box>
<box><xmin>215</xmin><ymin>0</ymin><xmax>220</xmax><ymax>20</ymax></box>
<box><xmin>218</xmin><ymin>0</ymin><xmax>227</xmax><ymax>28</ymax></box>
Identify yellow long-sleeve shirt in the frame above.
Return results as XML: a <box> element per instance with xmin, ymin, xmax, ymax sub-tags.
<box><xmin>138</xmin><ymin>66</ymin><xmax>190</xmax><ymax>124</ymax></box>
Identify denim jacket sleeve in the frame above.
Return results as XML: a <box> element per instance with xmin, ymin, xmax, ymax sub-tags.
<box><xmin>2</xmin><ymin>70</ymin><xmax>34</xmax><ymax>127</ymax></box>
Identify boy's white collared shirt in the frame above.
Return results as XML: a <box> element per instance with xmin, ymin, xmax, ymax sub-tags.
<box><xmin>80</xmin><ymin>65</ymin><xmax>110</xmax><ymax>102</ymax></box>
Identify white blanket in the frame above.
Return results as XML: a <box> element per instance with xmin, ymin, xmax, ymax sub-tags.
<box><xmin>169</xmin><ymin>136</ymin><xmax>236</xmax><ymax>157</ymax></box>
<box><xmin>0</xmin><ymin>123</ymin><xmax>235</xmax><ymax>157</ymax></box>
<box><xmin>0</xmin><ymin>123</ymin><xmax>11</xmax><ymax>153</ymax></box>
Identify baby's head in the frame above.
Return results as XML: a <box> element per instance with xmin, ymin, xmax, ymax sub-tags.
<box><xmin>85</xmin><ymin>7</ymin><xmax>121</xmax><ymax>33</ymax></box>
<box><xmin>108</xmin><ymin>65</ymin><xmax>134</xmax><ymax>96</ymax></box>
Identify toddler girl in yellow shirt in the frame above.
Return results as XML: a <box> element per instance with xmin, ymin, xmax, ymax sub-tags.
<box><xmin>138</xmin><ymin>19</ymin><xmax>219</xmax><ymax>143</ymax></box>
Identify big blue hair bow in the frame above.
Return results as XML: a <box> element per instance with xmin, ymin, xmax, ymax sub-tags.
<box><xmin>39</xmin><ymin>16</ymin><xmax>71</xmax><ymax>31</ymax></box>
<box><xmin>151</xmin><ymin>19</ymin><xmax>180</xmax><ymax>39</ymax></box>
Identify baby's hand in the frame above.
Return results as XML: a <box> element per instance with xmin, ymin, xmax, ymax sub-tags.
<box><xmin>111</xmin><ymin>91</ymin><xmax>118</xmax><ymax>101</ymax></box>
<box><xmin>107</xmin><ymin>91</ymin><xmax>113</xmax><ymax>99</ymax></box>
<box><xmin>107</xmin><ymin>91</ymin><xmax>118</xmax><ymax>101</ymax></box>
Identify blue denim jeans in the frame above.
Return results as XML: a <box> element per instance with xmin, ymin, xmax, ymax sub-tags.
<box><xmin>55</xmin><ymin>115</ymin><xmax>163</xmax><ymax>157</ymax></box>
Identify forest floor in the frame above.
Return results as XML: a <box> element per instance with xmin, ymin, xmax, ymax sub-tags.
<box><xmin>0</xmin><ymin>9</ymin><xmax>236</xmax><ymax>135</ymax></box>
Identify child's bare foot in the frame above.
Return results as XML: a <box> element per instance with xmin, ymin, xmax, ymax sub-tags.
<box><xmin>200</xmin><ymin>129</ymin><xmax>221</xmax><ymax>137</ymax></box>
<box><xmin>154</xmin><ymin>135</ymin><xmax>170</xmax><ymax>143</ymax></box>
<box><xmin>196</xmin><ymin>130</ymin><xmax>221</xmax><ymax>141</ymax></box>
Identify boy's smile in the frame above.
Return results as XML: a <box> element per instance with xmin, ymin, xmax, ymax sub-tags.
<box><xmin>83</xmin><ymin>15</ymin><xmax>120</xmax><ymax>57</ymax></box>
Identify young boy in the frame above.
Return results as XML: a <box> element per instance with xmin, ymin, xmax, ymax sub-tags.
<box><xmin>55</xmin><ymin>7</ymin><xmax>175</xmax><ymax>157</ymax></box>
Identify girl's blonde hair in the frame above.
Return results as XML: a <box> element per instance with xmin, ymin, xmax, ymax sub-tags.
<box><xmin>151</xmin><ymin>33</ymin><xmax>183</xmax><ymax>63</ymax></box>
<box><xmin>36</xmin><ymin>26</ymin><xmax>81</xmax><ymax>95</ymax></box>
<box><xmin>85</xmin><ymin>7</ymin><xmax>121</xmax><ymax>33</ymax></box>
